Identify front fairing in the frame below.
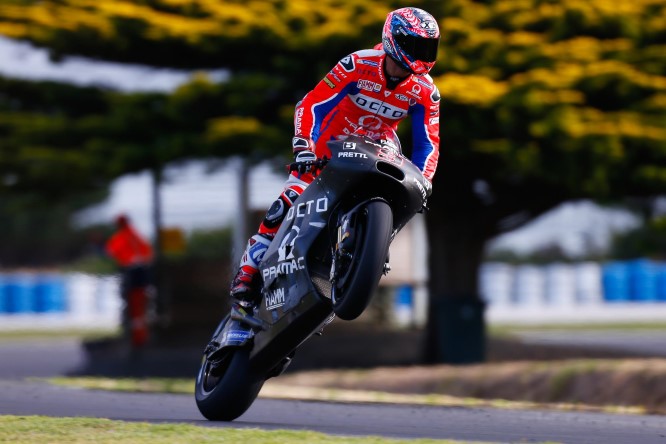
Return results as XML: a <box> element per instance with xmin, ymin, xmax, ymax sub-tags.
<box><xmin>259</xmin><ymin>135</ymin><xmax>427</xmax><ymax>308</ymax></box>
<box><xmin>324</xmin><ymin>135</ymin><xmax>429</xmax><ymax>227</ymax></box>
<box><xmin>248</xmin><ymin>134</ymin><xmax>429</xmax><ymax>373</ymax></box>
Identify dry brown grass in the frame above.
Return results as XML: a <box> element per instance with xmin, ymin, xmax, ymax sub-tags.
<box><xmin>277</xmin><ymin>358</ymin><xmax>666</xmax><ymax>414</ymax></box>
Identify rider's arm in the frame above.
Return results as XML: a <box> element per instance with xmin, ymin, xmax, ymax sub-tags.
<box><xmin>409</xmin><ymin>83</ymin><xmax>440</xmax><ymax>182</ymax></box>
<box><xmin>293</xmin><ymin>54</ymin><xmax>359</xmax><ymax>151</ymax></box>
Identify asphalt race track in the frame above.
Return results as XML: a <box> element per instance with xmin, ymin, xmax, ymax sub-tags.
<box><xmin>1</xmin><ymin>339</ymin><xmax>666</xmax><ymax>444</ymax></box>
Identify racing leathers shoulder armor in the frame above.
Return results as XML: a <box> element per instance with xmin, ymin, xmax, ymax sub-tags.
<box><xmin>294</xmin><ymin>48</ymin><xmax>440</xmax><ymax>181</ymax></box>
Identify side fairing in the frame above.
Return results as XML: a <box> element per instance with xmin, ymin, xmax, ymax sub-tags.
<box><xmin>258</xmin><ymin>176</ymin><xmax>333</xmax><ymax>321</ymax></box>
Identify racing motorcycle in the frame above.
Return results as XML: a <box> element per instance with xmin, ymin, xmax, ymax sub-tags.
<box><xmin>195</xmin><ymin>123</ymin><xmax>431</xmax><ymax>421</ymax></box>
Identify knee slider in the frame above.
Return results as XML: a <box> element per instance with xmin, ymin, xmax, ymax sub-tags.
<box><xmin>263</xmin><ymin>188</ymin><xmax>301</xmax><ymax>229</ymax></box>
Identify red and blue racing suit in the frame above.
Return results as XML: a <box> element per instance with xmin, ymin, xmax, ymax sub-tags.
<box><xmin>294</xmin><ymin>47</ymin><xmax>440</xmax><ymax>182</ymax></box>
<box><xmin>234</xmin><ymin>48</ymin><xmax>441</xmax><ymax>298</ymax></box>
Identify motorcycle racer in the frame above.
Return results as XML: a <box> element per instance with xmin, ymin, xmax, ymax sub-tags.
<box><xmin>229</xmin><ymin>7</ymin><xmax>441</xmax><ymax>311</ymax></box>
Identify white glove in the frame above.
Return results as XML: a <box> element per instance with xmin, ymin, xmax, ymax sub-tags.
<box><xmin>292</xmin><ymin>150</ymin><xmax>318</xmax><ymax>174</ymax></box>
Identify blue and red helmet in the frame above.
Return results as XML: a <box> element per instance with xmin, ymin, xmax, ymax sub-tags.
<box><xmin>382</xmin><ymin>7</ymin><xmax>440</xmax><ymax>75</ymax></box>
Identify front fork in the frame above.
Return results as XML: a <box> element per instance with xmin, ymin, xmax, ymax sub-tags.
<box><xmin>330</xmin><ymin>201</ymin><xmax>393</xmax><ymax>288</ymax></box>
<box><xmin>330</xmin><ymin>207</ymin><xmax>360</xmax><ymax>285</ymax></box>
<box><xmin>204</xmin><ymin>303</ymin><xmax>268</xmax><ymax>364</ymax></box>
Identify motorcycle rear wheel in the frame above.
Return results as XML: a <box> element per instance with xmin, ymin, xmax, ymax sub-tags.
<box><xmin>332</xmin><ymin>200</ymin><xmax>393</xmax><ymax>320</ymax></box>
<box><xmin>195</xmin><ymin>347</ymin><xmax>264</xmax><ymax>421</ymax></box>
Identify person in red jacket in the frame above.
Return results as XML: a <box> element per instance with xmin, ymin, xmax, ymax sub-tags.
<box><xmin>105</xmin><ymin>214</ymin><xmax>154</xmax><ymax>346</ymax></box>
<box><xmin>230</xmin><ymin>7</ymin><xmax>441</xmax><ymax>313</ymax></box>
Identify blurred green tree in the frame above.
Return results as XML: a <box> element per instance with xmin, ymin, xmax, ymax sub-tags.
<box><xmin>1</xmin><ymin>0</ymin><xmax>665</xmax><ymax>362</ymax></box>
<box><xmin>610</xmin><ymin>216</ymin><xmax>666</xmax><ymax>260</ymax></box>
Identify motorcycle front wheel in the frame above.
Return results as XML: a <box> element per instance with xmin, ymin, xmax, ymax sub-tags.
<box><xmin>332</xmin><ymin>200</ymin><xmax>393</xmax><ymax>320</ymax></box>
<box><xmin>195</xmin><ymin>346</ymin><xmax>264</xmax><ymax>421</ymax></box>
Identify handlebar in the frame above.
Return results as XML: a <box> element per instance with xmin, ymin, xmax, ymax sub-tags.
<box><xmin>288</xmin><ymin>157</ymin><xmax>329</xmax><ymax>174</ymax></box>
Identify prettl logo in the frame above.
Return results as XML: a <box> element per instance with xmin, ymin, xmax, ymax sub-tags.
<box><xmin>265</xmin><ymin>288</ymin><xmax>286</xmax><ymax>310</ymax></box>
<box><xmin>338</xmin><ymin>152</ymin><xmax>368</xmax><ymax>159</ymax></box>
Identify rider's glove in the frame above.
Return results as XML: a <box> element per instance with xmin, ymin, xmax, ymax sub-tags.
<box><xmin>292</xmin><ymin>150</ymin><xmax>318</xmax><ymax>174</ymax></box>
<box><xmin>291</xmin><ymin>136</ymin><xmax>318</xmax><ymax>174</ymax></box>
<box><xmin>292</xmin><ymin>136</ymin><xmax>315</xmax><ymax>153</ymax></box>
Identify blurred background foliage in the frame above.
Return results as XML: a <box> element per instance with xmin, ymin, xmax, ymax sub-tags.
<box><xmin>610</xmin><ymin>216</ymin><xmax>666</xmax><ymax>260</ymax></box>
<box><xmin>0</xmin><ymin>0</ymin><xmax>664</xmax><ymax>363</ymax></box>
<box><xmin>0</xmin><ymin>0</ymin><xmax>664</xmax><ymax>276</ymax></box>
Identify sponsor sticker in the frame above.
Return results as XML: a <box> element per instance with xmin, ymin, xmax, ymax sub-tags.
<box><xmin>223</xmin><ymin>330</ymin><xmax>251</xmax><ymax>342</ymax></box>
<box><xmin>286</xmin><ymin>197</ymin><xmax>329</xmax><ymax>220</ymax></box>
<box><xmin>324</xmin><ymin>77</ymin><xmax>336</xmax><ymax>89</ymax></box>
<box><xmin>262</xmin><ymin>258</ymin><xmax>305</xmax><ymax>279</ymax></box>
<box><xmin>277</xmin><ymin>227</ymin><xmax>299</xmax><ymax>261</ymax></box>
<box><xmin>378</xmin><ymin>145</ymin><xmax>404</xmax><ymax>165</ymax></box>
<box><xmin>265</xmin><ymin>288</ymin><xmax>286</xmax><ymax>310</ymax></box>
<box><xmin>413</xmin><ymin>177</ymin><xmax>427</xmax><ymax>200</ymax></box>
<box><xmin>357</xmin><ymin>79</ymin><xmax>381</xmax><ymax>92</ymax></box>
<box><xmin>339</xmin><ymin>55</ymin><xmax>355</xmax><ymax>72</ymax></box>
<box><xmin>295</xmin><ymin>108</ymin><xmax>304</xmax><ymax>133</ymax></box>
<box><xmin>338</xmin><ymin>152</ymin><xmax>368</xmax><ymax>159</ymax></box>
<box><xmin>284</xmin><ymin>188</ymin><xmax>300</xmax><ymax>203</ymax></box>
<box><xmin>421</xmin><ymin>21</ymin><xmax>437</xmax><ymax>30</ymax></box>
<box><xmin>350</xmin><ymin>93</ymin><xmax>407</xmax><ymax>119</ymax></box>
<box><xmin>415</xmin><ymin>77</ymin><xmax>434</xmax><ymax>90</ymax></box>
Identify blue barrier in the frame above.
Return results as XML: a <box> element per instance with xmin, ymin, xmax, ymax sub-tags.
<box><xmin>5</xmin><ymin>274</ymin><xmax>35</xmax><ymax>313</ymax></box>
<box><xmin>627</xmin><ymin>259</ymin><xmax>659</xmax><ymax>302</ymax></box>
<box><xmin>34</xmin><ymin>275</ymin><xmax>67</xmax><ymax>313</ymax></box>
<box><xmin>602</xmin><ymin>262</ymin><xmax>630</xmax><ymax>302</ymax></box>
<box><xmin>395</xmin><ymin>285</ymin><xmax>413</xmax><ymax>307</ymax></box>
<box><xmin>0</xmin><ymin>273</ymin><xmax>68</xmax><ymax>314</ymax></box>
<box><xmin>393</xmin><ymin>285</ymin><xmax>414</xmax><ymax>325</ymax></box>
<box><xmin>602</xmin><ymin>260</ymin><xmax>666</xmax><ymax>302</ymax></box>
<box><xmin>0</xmin><ymin>275</ymin><xmax>7</xmax><ymax>313</ymax></box>
<box><xmin>657</xmin><ymin>264</ymin><xmax>666</xmax><ymax>301</ymax></box>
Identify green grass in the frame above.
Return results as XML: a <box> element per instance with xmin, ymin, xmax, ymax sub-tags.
<box><xmin>43</xmin><ymin>376</ymin><xmax>647</xmax><ymax>416</ymax></box>
<box><xmin>2</xmin><ymin>320</ymin><xmax>664</xmax><ymax>342</ymax></box>
<box><xmin>46</xmin><ymin>376</ymin><xmax>193</xmax><ymax>394</ymax></box>
<box><xmin>0</xmin><ymin>415</ymin><xmax>496</xmax><ymax>444</ymax></box>
<box><xmin>0</xmin><ymin>329</ymin><xmax>119</xmax><ymax>342</ymax></box>
<box><xmin>489</xmin><ymin>321</ymin><xmax>666</xmax><ymax>336</ymax></box>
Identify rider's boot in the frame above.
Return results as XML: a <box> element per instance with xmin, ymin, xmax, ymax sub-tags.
<box><xmin>228</xmin><ymin>234</ymin><xmax>272</xmax><ymax>328</ymax></box>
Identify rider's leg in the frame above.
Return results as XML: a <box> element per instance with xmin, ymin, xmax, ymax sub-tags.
<box><xmin>229</xmin><ymin>174</ymin><xmax>312</xmax><ymax>305</ymax></box>
<box><xmin>229</xmin><ymin>234</ymin><xmax>272</xmax><ymax>305</ymax></box>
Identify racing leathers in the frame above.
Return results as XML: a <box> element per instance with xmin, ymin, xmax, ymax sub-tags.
<box><xmin>294</xmin><ymin>48</ymin><xmax>440</xmax><ymax>181</ymax></box>
<box><xmin>230</xmin><ymin>47</ymin><xmax>440</xmax><ymax>302</ymax></box>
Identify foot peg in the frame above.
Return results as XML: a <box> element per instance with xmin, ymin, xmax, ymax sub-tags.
<box><xmin>230</xmin><ymin>305</ymin><xmax>268</xmax><ymax>331</ymax></box>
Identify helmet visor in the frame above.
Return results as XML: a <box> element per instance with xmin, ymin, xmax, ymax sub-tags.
<box><xmin>394</xmin><ymin>33</ymin><xmax>439</xmax><ymax>63</ymax></box>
